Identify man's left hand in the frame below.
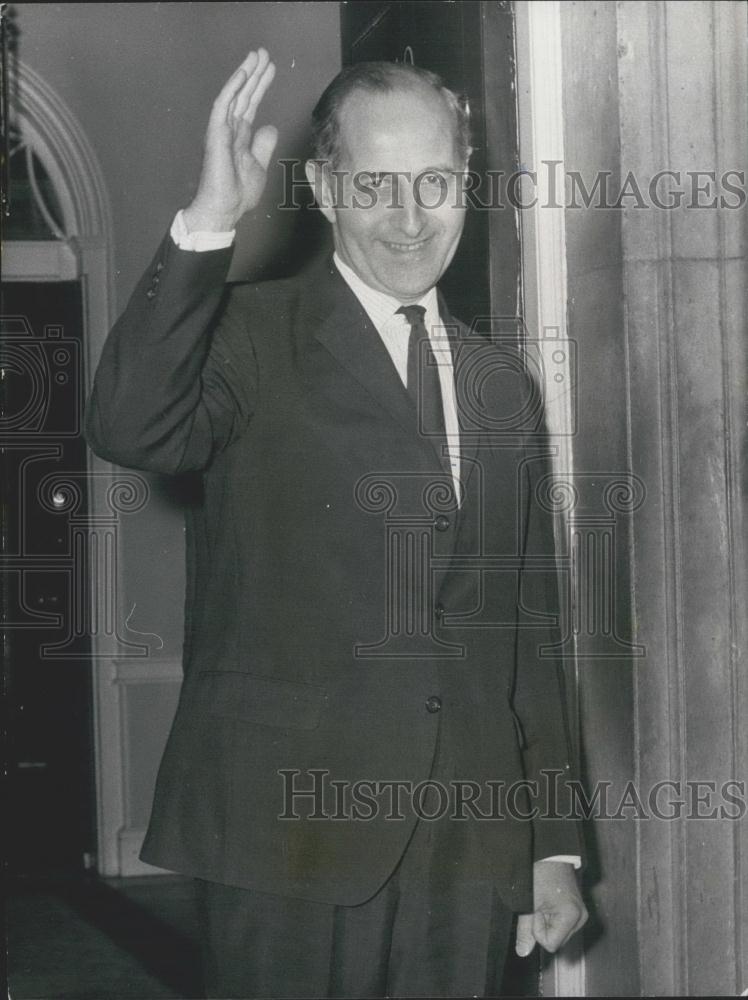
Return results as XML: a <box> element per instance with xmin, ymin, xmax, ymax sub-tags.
<box><xmin>515</xmin><ymin>861</ymin><xmax>588</xmax><ymax>957</ymax></box>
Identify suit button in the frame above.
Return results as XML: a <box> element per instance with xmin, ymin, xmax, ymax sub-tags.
<box><xmin>434</xmin><ymin>603</ymin><xmax>445</xmax><ymax>619</ymax></box>
<box><xmin>146</xmin><ymin>288</ymin><xmax>157</xmax><ymax>299</ymax></box>
<box><xmin>435</xmin><ymin>515</ymin><xmax>450</xmax><ymax>532</ymax></box>
<box><xmin>425</xmin><ymin>695</ymin><xmax>442</xmax><ymax>714</ymax></box>
<box><xmin>155</xmin><ymin>261</ymin><xmax>165</xmax><ymax>272</ymax></box>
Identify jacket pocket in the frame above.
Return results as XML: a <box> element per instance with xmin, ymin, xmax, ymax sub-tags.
<box><xmin>197</xmin><ymin>670</ymin><xmax>327</xmax><ymax>731</ymax></box>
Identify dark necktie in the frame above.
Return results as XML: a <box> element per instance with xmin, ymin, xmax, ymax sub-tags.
<box><xmin>397</xmin><ymin>304</ymin><xmax>448</xmax><ymax>469</ymax></box>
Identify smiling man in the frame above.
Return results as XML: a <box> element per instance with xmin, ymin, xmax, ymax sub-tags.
<box><xmin>86</xmin><ymin>51</ymin><xmax>586</xmax><ymax>999</ymax></box>
<box><xmin>305</xmin><ymin>77</ymin><xmax>468</xmax><ymax>303</ymax></box>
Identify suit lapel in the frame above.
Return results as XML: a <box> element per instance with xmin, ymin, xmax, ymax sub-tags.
<box><xmin>301</xmin><ymin>261</ymin><xmax>476</xmax><ymax>513</ymax></box>
<box><xmin>302</xmin><ymin>258</ymin><xmax>422</xmax><ymax>442</ymax></box>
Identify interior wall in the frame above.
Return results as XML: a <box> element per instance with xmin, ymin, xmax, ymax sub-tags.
<box><xmin>12</xmin><ymin>1</ymin><xmax>341</xmax><ymax>873</ymax></box>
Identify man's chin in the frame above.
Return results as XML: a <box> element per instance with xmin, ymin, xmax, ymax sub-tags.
<box><xmin>375</xmin><ymin>267</ymin><xmax>442</xmax><ymax>302</ymax></box>
<box><xmin>339</xmin><ymin>250</ymin><xmax>444</xmax><ymax>301</ymax></box>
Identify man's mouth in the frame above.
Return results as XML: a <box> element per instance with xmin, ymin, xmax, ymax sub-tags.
<box><xmin>382</xmin><ymin>237</ymin><xmax>431</xmax><ymax>253</ymax></box>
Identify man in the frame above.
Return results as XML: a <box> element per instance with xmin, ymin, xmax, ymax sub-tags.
<box><xmin>86</xmin><ymin>49</ymin><xmax>587</xmax><ymax>998</ymax></box>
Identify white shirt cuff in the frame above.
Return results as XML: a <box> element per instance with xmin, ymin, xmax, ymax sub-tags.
<box><xmin>170</xmin><ymin>209</ymin><xmax>235</xmax><ymax>251</ymax></box>
<box><xmin>539</xmin><ymin>855</ymin><xmax>582</xmax><ymax>869</ymax></box>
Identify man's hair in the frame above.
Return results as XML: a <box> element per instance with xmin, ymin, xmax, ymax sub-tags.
<box><xmin>310</xmin><ymin>61</ymin><xmax>472</xmax><ymax>169</ymax></box>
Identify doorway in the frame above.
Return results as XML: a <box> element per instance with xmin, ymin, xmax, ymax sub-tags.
<box><xmin>341</xmin><ymin>0</ymin><xmax>520</xmax><ymax>326</ymax></box>
<box><xmin>2</xmin><ymin>279</ymin><xmax>96</xmax><ymax>876</ymax></box>
<box><xmin>2</xmin><ymin>55</ymin><xmax>114</xmax><ymax>878</ymax></box>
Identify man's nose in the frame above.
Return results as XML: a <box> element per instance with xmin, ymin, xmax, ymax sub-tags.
<box><xmin>392</xmin><ymin>181</ymin><xmax>426</xmax><ymax>236</ymax></box>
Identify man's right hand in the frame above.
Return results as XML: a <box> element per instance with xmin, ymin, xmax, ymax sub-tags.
<box><xmin>182</xmin><ymin>48</ymin><xmax>278</xmax><ymax>233</ymax></box>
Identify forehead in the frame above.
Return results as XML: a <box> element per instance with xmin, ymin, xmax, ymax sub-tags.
<box><xmin>336</xmin><ymin>84</ymin><xmax>459</xmax><ymax>168</ymax></box>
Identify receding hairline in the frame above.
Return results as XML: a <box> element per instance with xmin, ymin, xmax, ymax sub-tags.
<box><xmin>335</xmin><ymin>81</ymin><xmax>463</xmax><ymax>159</ymax></box>
<box><xmin>310</xmin><ymin>60</ymin><xmax>472</xmax><ymax>168</ymax></box>
<box><xmin>338</xmin><ymin>77</ymin><xmax>458</xmax><ymax>118</ymax></box>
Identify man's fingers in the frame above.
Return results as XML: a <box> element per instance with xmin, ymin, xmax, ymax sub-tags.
<box><xmin>516</xmin><ymin>906</ymin><xmax>579</xmax><ymax>958</ymax></box>
<box><xmin>210</xmin><ymin>66</ymin><xmax>248</xmax><ymax>125</ymax></box>
<box><xmin>532</xmin><ymin>910</ymin><xmax>563</xmax><ymax>952</ymax></box>
<box><xmin>211</xmin><ymin>48</ymin><xmax>260</xmax><ymax>118</ymax></box>
<box><xmin>230</xmin><ymin>116</ymin><xmax>252</xmax><ymax>152</ymax></box>
<box><xmin>531</xmin><ymin>901</ymin><xmax>587</xmax><ymax>954</ymax></box>
<box><xmin>233</xmin><ymin>48</ymin><xmax>271</xmax><ymax>119</ymax></box>
<box><xmin>239</xmin><ymin>48</ymin><xmax>262</xmax><ymax>75</ymax></box>
<box><xmin>515</xmin><ymin>913</ymin><xmax>536</xmax><ymax>958</ymax></box>
<box><xmin>242</xmin><ymin>60</ymin><xmax>276</xmax><ymax>124</ymax></box>
<box><xmin>250</xmin><ymin>125</ymin><xmax>279</xmax><ymax>172</ymax></box>
<box><xmin>210</xmin><ymin>49</ymin><xmax>264</xmax><ymax>125</ymax></box>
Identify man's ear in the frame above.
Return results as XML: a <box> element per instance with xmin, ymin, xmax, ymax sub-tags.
<box><xmin>305</xmin><ymin>160</ymin><xmax>336</xmax><ymax>224</ymax></box>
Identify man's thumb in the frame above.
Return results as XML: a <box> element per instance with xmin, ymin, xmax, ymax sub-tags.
<box><xmin>515</xmin><ymin>913</ymin><xmax>536</xmax><ymax>957</ymax></box>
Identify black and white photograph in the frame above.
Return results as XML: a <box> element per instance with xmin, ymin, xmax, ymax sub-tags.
<box><xmin>2</xmin><ymin>2</ymin><xmax>746</xmax><ymax>997</ymax></box>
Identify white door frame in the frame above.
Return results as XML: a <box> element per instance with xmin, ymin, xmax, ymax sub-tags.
<box><xmin>514</xmin><ymin>3</ymin><xmax>585</xmax><ymax>995</ymax></box>
<box><xmin>3</xmin><ymin>60</ymin><xmax>129</xmax><ymax>876</ymax></box>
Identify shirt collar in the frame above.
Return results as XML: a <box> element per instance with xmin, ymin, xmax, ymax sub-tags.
<box><xmin>333</xmin><ymin>252</ymin><xmax>441</xmax><ymax>335</ymax></box>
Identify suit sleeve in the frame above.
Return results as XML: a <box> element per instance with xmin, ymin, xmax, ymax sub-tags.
<box><xmin>85</xmin><ymin>234</ymin><xmax>257</xmax><ymax>474</ymax></box>
<box><xmin>511</xmin><ymin>410</ymin><xmax>585</xmax><ymax>864</ymax></box>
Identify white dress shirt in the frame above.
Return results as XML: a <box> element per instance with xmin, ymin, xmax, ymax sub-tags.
<box><xmin>332</xmin><ymin>253</ymin><xmax>461</xmax><ymax>501</ymax></box>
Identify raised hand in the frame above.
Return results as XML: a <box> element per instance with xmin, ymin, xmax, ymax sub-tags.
<box><xmin>183</xmin><ymin>49</ymin><xmax>278</xmax><ymax>233</ymax></box>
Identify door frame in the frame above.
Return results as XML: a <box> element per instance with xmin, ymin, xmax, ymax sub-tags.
<box><xmin>3</xmin><ymin>59</ymin><xmax>125</xmax><ymax>875</ymax></box>
<box><xmin>514</xmin><ymin>3</ymin><xmax>585</xmax><ymax>995</ymax></box>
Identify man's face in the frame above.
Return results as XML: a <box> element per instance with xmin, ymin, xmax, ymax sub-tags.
<box><xmin>307</xmin><ymin>84</ymin><xmax>467</xmax><ymax>304</ymax></box>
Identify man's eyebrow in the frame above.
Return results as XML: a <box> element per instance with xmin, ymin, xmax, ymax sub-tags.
<box><xmin>358</xmin><ymin>165</ymin><xmax>460</xmax><ymax>177</ymax></box>
<box><xmin>419</xmin><ymin>164</ymin><xmax>462</xmax><ymax>174</ymax></box>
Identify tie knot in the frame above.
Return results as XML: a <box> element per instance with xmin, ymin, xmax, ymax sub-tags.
<box><xmin>396</xmin><ymin>304</ymin><xmax>427</xmax><ymax>329</ymax></box>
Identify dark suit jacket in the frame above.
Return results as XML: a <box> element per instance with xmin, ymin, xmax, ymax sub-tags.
<box><xmin>85</xmin><ymin>235</ymin><xmax>582</xmax><ymax>913</ymax></box>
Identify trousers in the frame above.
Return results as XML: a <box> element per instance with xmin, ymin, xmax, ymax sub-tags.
<box><xmin>197</xmin><ymin>716</ymin><xmax>516</xmax><ymax>998</ymax></box>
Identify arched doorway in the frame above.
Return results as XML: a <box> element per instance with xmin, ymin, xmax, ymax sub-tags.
<box><xmin>2</xmin><ymin>58</ymin><xmax>119</xmax><ymax>876</ymax></box>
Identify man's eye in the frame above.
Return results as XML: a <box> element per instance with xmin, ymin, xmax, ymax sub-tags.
<box><xmin>365</xmin><ymin>173</ymin><xmax>390</xmax><ymax>188</ymax></box>
<box><xmin>420</xmin><ymin>172</ymin><xmax>444</xmax><ymax>186</ymax></box>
